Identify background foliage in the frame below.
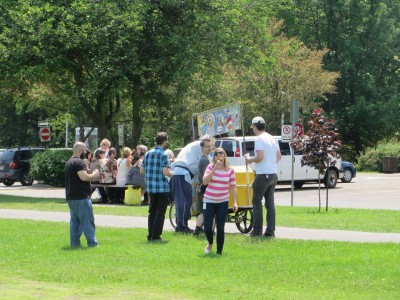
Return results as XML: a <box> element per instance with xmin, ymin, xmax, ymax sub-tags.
<box><xmin>30</xmin><ymin>149</ymin><xmax>71</xmax><ymax>186</ymax></box>
<box><xmin>0</xmin><ymin>0</ymin><xmax>399</xmax><ymax>163</ymax></box>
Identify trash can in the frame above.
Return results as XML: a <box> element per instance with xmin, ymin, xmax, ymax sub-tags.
<box><xmin>382</xmin><ymin>157</ymin><xmax>398</xmax><ymax>173</ymax></box>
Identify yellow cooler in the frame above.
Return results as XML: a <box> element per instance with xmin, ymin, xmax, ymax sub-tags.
<box><xmin>229</xmin><ymin>165</ymin><xmax>254</xmax><ymax>208</ymax></box>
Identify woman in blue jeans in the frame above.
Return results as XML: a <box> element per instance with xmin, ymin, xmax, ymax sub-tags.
<box><xmin>202</xmin><ymin>148</ymin><xmax>238</xmax><ymax>255</ymax></box>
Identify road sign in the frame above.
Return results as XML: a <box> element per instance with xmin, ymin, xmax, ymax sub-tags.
<box><xmin>281</xmin><ymin>123</ymin><xmax>304</xmax><ymax>142</ymax></box>
<box><xmin>39</xmin><ymin>127</ymin><xmax>51</xmax><ymax>142</ymax></box>
<box><xmin>294</xmin><ymin>123</ymin><xmax>304</xmax><ymax>136</ymax></box>
<box><xmin>38</xmin><ymin>121</ymin><xmax>49</xmax><ymax>127</ymax></box>
<box><xmin>281</xmin><ymin>125</ymin><xmax>292</xmax><ymax>141</ymax></box>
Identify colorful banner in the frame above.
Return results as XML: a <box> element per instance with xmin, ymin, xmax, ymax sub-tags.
<box><xmin>197</xmin><ymin>103</ymin><xmax>241</xmax><ymax>137</ymax></box>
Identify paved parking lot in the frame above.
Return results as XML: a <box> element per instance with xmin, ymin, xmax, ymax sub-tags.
<box><xmin>1</xmin><ymin>173</ymin><xmax>399</xmax><ymax>210</ymax></box>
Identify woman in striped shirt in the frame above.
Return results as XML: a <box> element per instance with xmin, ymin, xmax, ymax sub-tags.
<box><xmin>203</xmin><ymin>148</ymin><xmax>238</xmax><ymax>255</ymax></box>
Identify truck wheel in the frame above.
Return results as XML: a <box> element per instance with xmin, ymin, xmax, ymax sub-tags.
<box><xmin>324</xmin><ymin>169</ymin><xmax>337</xmax><ymax>188</ymax></box>
<box><xmin>341</xmin><ymin>168</ymin><xmax>353</xmax><ymax>183</ymax></box>
<box><xmin>3</xmin><ymin>179</ymin><xmax>15</xmax><ymax>186</ymax></box>
<box><xmin>294</xmin><ymin>181</ymin><xmax>304</xmax><ymax>189</ymax></box>
<box><xmin>20</xmin><ymin>171</ymin><xmax>34</xmax><ymax>186</ymax></box>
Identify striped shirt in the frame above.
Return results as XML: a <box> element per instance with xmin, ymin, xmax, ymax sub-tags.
<box><xmin>203</xmin><ymin>164</ymin><xmax>236</xmax><ymax>203</ymax></box>
<box><xmin>142</xmin><ymin>146</ymin><xmax>170</xmax><ymax>193</ymax></box>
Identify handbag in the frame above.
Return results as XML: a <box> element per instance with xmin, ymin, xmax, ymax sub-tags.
<box><xmin>124</xmin><ymin>186</ymin><xmax>141</xmax><ymax>206</ymax></box>
<box><xmin>126</xmin><ymin>165</ymin><xmax>145</xmax><ymax>187</ymax></box>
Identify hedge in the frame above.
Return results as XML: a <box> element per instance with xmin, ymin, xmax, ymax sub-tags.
<box><xmin>30</xmin><ymin>148</ymin><xmax>72</xmax><ymax>187</ymax></box>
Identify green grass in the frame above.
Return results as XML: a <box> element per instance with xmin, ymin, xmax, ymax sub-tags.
<box><xmin>1</xmin><ymin>195</ymin><xmax>399</xmax><ymax>233</ymax></box>
<box><xmin>0</xmin><ymin>219</ymin><xmax>398</xmax><ymax>299</ymax></box>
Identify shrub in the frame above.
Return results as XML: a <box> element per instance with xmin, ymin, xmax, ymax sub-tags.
<box><xmin>30</xmin><ymin>149</ymin><xmax>72</xmax><ymax>187</ymax></box>
<box><xmin>357</xmin><ymin>140</ymin><xmax>400</xmax><ymax>172</ymax></box>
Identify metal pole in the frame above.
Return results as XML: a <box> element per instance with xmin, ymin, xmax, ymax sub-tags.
<box><xmin>65</xmin><ymin>113</ymin><xmax>68</xmax><ymax>148</ymax></box>
<box><xmin>191</xmin><ymin>114</ymin><xmax>196</xmax><ymax>141</ymax></box>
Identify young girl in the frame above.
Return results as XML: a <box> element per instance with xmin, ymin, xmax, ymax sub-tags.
<box><xmin>202</xmin><ymin>148</ymin><xmax>238</xmax><ymax>255</ymax></box>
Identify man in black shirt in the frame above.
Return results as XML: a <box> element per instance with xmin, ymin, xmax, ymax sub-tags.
<box><xmin>65</xmin><ymin>142</ymin><xmax>100</xmax><ymax>247</ymax></box>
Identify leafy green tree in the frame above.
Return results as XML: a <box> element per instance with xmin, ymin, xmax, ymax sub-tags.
<box><xmin>275</xmin><ymin>0</ymin><xmax>400</xmax><ymax>158</ymax></box>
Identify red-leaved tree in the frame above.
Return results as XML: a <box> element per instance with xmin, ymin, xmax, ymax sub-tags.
<box><xmin>291</xmin><ymin>108</ymin><xmax>342</xmax><ymax>211</ymax></box>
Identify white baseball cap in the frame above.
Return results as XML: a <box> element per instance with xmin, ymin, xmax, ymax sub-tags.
<box><xmin>251</xmin><ymin>116</ymin><xmax>265</xmax><ymax>127</ymax></box>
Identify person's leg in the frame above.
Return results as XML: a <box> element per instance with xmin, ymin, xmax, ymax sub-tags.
<box><xmin>194</xmin><ymin>192</ymin><xmax>204</xmax><ymax>236</ymax></box>
<box><xmin>151</xmin><ymin>193</ymin><xmax>169</xmax><ymax>239</ymax></box>
<box><xmin>147</xmin><ymin>193</ymin><xmax>156</xmax><ymax>240</ymax></box>
<box><xmin>203</xmin><ymin>202</ymin><xmax>216</xmax><ymax>248</ymax></box>
<box><xmin>67</xmin><ymin>200</ymin><xmax>81</xmax><ymax>248</ymax></box>
<box><xmin>182</xmin><ymin>180</ymin><xmax>193</xmax><ymax>230</ymax></box>
<box><xmin>251</xmin><ymin>175</ymin><xmax>268</xmax><ymax>235</ymax></box>
<box><xmin>172</xmin><ymin>175</ymin><xmax>186</xmax><ymax>230</ymax></box>
<box><xmin>215</xmin><ymin>201</ymin><xmax>228</xmax><ymax>254</ymax></box>
<box><xmin>79</xmin><ymin>199</ymin><xmax>98</xmax><ymax>247</ymax></box>
<box><xmin>98</xmin><ymin>187</ymin><xmax>107</xmax><ymax>203</ymax></box>
<box><xmin>264</xmin><ymin>175</ymin><xmax>278</xmax><ymax>236</ymax></box>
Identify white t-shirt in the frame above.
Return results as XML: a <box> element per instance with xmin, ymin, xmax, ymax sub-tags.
<box><xmin>254</xmin><ymin>132</ymin><xmax>279</xmax><ymax>174</ymax></box>
<box><xmin>116</xmin><ymin>158</ymin><xmax>130</xmax><ymax>186</ymax></box>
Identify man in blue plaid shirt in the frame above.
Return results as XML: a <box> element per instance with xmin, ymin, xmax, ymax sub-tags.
<box><xmin>142</xmin><ymin>132</ymin><xmax>172</xmax><ymax>241</ymax></box>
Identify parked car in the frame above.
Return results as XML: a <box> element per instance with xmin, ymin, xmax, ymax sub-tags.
<box><xmin>341</xmin><ymin>161</ymin><xmax>356</xmax><ymax>183</ymax></box>
<box><xmin>0</xmin><ymin>147</ymin><xmax>45</xmax><ymax>186</ymax></box>
<box><xmin>214</xmin><ymin>136</ymin><xmax>343</xmax><ymax>188</ymax></box>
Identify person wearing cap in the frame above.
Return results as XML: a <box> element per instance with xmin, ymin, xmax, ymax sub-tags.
<box><xmin>171</xmin><ymin>134</ymin><xmax>215</xmax><ymax>233</ymax></box>
<box><xmin>245</xmin><ymin>116</ymin><xmax>281</xmax><ymax>238</ymax></box>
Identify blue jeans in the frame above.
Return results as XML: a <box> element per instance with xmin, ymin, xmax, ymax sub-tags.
<box><xmin>172</xmin><ymin>175</ymin><xmax>193</xmax><ymax>230</ymax></box>
<box><xmin>67</xmin><ymin>198</ymin><xmax>98</xmax><ymax>247</ymax></box>
<box><xmin>252</xmin><ymin>174</ymin><xmax>278</xmax><ymax>235</ymax></box>
<box><xmin>203</xmin><ymin>201</ymin><xmax>228</xmax><ymax>254</ymax></box>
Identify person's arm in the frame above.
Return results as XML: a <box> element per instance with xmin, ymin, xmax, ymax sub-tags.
<box><xmin>229</xmin><ymin>185</ymin><xmax>238</xmax><ymax>212</ymax></box>
<box><xmin>203</xmin><ymin>161</ymin><xmax>221</xmax><ymax>185</ymax></box>
<box><xmin>163</xmin><ymin>166</ymin><xmax>173</xmax><ymax>177</ymax></box>
<box><xmin>77</xmin><ymin>169</ymin><xmax>99</xmax><ymax>182</ymax></box>
<box><xmin>245</xmin><ymin>149</ymin><xmax>264</xmax><ymax>163</ymax></box>
<box><xmin>276</xmin><ymin>149</ymin><xmax>282</xmax><ymax>162</ymax></box>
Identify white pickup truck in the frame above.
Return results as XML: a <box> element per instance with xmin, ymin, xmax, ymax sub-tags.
<box><xmin>214</xmin><ymin>136</ymin><xmax>343</xmax><ymax>188</ymax></box>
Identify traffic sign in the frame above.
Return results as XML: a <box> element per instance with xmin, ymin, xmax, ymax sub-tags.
<box><xmin>294</xmin><ymin>123</ymin><xmax>304</xmax><ymax>136</ymax></box>
<box><xmin>39</xmin><ymin>127</ymin><xmax>51</xmax><ymax>142</ymax></box>
<box><xmin>281</xmin><ymin>123</ymin><xmax>304</xmax><ymax>142</ymax></box>
<box><xmin>38</xmin><ymin>121</ymin><xmax>49</xmax><ymax>127</ymax></box>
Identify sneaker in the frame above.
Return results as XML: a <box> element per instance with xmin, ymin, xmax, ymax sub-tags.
<box><xmin>247</xmin><ymin>230</ymin><xmax>262</xmax><ymax>237</ymax></box>
<box><xmin>204</xmin><ymin>245</ymin><xmax>212</xmax><ymax>254</ymax></box>
<box><xmin>193</xmin><ymin>226</ymin><xmax>201</xmax><ymax>237</ymax></box>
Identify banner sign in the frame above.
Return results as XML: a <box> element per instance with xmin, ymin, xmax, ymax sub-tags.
<box><xmin>197</xmin><ymin>103</ymin><xmax>241</xmax><ymax>137</ymax></box>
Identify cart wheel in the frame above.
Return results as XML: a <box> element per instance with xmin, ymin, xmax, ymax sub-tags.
<box><xmin>235</xmin><ymin>209</ymin><xmax>254</xmax><ymax>234</ymax></box>
<box><xmin>169</xmin><ymin>201</ymin><xmax>177</xmax><ymax>229</ymax></box>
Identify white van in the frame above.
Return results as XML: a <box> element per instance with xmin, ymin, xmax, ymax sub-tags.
<box><xmin>214</xmin><ymin>136</ymin><xmax>343</xmax><ymax>188</ymax></box>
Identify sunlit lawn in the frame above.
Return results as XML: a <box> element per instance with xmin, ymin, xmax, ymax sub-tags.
<box><xmin>1</xmin><ymin>195</ymin><xmax>399</xmax><ymax>233</ymax></box>
<box><xmin>0</xmin><ymin>219</ymin><xmax>398</xmax><ymax>299</ymax></box>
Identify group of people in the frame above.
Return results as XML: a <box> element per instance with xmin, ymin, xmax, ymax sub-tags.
<box><xmin>84</xmin><ymin>139</ymin><xmax>149</xmax><ymax>204</ymax></box>
<box><xmin>64</xmin><ymin>116</ymin><xmax>281</xmax><ymax>255</ymax></box>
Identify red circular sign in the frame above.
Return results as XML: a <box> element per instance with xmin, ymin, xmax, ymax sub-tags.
<box><xmin>40</xmin><ymin>127</ymin><xmax>50</xmax><ymax>141</ymax></box>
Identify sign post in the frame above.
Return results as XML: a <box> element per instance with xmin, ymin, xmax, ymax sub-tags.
<box><xmin>39</xmin><ymin>127</ymin><xmax>51</xmax><ymax>142</ymax></box>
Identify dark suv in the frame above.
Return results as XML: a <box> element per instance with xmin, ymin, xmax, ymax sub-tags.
<box><xmin>0</xmin><ymin>147</ymin><xmax>45</xmax><ymax>186</ymax></box>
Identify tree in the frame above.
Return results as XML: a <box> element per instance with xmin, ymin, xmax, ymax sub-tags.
<box><xmin>275</xmin><ymin>0</ymin><xmax>400</xmax><ymax>159</ymax></box>
<box><xmin>291</xmin><ymin>108</ymin><xmax>342</xmax><ymax>211</ymax></box>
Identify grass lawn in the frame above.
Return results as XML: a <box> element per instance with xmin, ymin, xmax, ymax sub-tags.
<box><xmin>1</xmin><ymin>195</ymin><xmax>399</xmax><ymax>233</ymax></box>
<box><xmin>0</xmin><ymin>219</ymin><xmax>399</xmax><ymax>299</ymax></box>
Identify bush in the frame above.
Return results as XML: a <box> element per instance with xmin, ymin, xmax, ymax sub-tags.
<box><xmin>357</xmin><ymin>141</ymin><xmax>400</xmax><ymax>172</ymax></box>
<box><xmin>30</xmin><ymin>149</ymin><xmax>72</xmax><ymax>187</ymax></box>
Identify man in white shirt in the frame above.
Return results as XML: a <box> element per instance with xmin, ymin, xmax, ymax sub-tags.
<box><xmin>245</xmin><ymin>117</ymin><xmax>281</xmax><ymax>237</ymax></box>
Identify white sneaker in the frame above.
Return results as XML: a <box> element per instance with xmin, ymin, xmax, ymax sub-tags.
<box><xmin>204</xmin><ymin>245</ymin><xmax>212</xmax><ymax>254</ymax></box>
